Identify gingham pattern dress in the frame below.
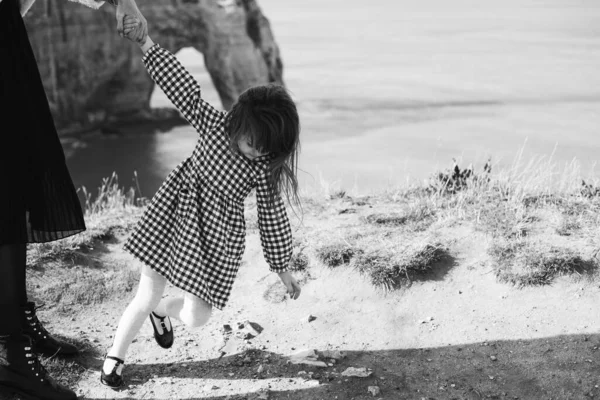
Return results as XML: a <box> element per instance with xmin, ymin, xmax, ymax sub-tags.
<box><xmin>124</xmin><ymin>44</ymin><xmax>293</xmax><ymax>310</ymax></box>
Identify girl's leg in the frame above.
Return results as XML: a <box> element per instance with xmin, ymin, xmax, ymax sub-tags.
<box><xmin>104</xmin><ymin>264</ymin><xmax>167</xmax><ymax>371</ymax></box>
<box><xmin>154</xmin><ymin>292</ymin><xmax>212</xmax><ymax>328</ymax></box>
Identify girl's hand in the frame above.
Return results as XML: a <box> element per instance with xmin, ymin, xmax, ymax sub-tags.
<box><xmin>122</xmin><ymin>15</ymin><xmax>144</xmax><ymax>44</ymax></box>
<box><xmin>278</xmin><ymin>271</ymin><xmax>301</xmax><ymax>300</ymax></box>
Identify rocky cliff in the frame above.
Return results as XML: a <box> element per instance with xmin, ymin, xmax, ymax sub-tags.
<box><xmin>23</xmin><ymin>0</ymin><xmax>284</xmax><ymax>134</ymax></box>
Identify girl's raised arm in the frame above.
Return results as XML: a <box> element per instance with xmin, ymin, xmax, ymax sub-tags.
<box><xmin>255</xmin><ymin>172</ymin><xmax>293</xmax><ymax>274</ymax></box>
<box><xmin>141</xmin><ymin>42</ymin><xmax>223</xmax><ymax>134</ymax></box>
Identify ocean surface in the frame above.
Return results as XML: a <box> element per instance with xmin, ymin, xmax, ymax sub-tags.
<box><xmin>66</xmin><ymin>0</ymin><xmax>600</xmax><ymax>198</ymax></box>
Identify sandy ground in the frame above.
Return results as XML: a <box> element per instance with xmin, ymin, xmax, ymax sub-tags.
<box><xmin>3</xmin><ymin>201</ymin><xmax>598</xmax><ymax>400</ymax></box>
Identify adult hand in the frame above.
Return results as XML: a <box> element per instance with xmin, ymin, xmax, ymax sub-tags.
<box><xmin>116</xmin><ymin>0</ymin><xmax>147</xmax><ymax>44</ymax></box>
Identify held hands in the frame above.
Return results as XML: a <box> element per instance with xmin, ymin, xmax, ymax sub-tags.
<box><xmin>122</xmin><ymin>15</ymin><xmax>144</xmax><ymax>44</ymax></box>
<box><xmin>116</xmin><ymin>0</ymin><xmax>147</xmax><ymax>43</ymax></box>
<box><xmin>123</xmin><ymin>15</ymin><xmax>154</xmax><ymax>52</ymax></box>
<box><xmin>278</xmin><ymin>271</ymin><xmax>301</xmax><ymax>300</ymax></box>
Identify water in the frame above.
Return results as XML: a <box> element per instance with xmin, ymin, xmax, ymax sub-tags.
<box><xmin>66</xmin><ymin>0</ymin><xmax>600</xmax><ymax>198</ymax></box>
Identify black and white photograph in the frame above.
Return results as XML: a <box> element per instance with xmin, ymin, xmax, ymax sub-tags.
<box><xmin>1</xmin><ymin>0</ymin><xmax>599</xmax><ymax>399</ymax></box>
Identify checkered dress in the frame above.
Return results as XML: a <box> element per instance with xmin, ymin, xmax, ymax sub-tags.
<box><xmin>124</xmin><ymin>44</ymin><xmax>293</xmax><ymax>310</ymax></box>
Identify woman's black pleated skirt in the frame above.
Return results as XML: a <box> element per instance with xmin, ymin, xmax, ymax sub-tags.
<box><xmin>0</xmin><ymin>0</ymin><xmax>86</xmax><ymax>245</ymax></box>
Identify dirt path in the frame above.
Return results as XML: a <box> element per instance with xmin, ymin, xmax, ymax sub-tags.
<box><xmin>13</xmin><ymin>225</ymin><xmax>596</xmax><ymax>400</ymax></box>
<box><xmin>2</xmin><ymin>199</ymin><xmax>600</xmax><ymax>400</ymax></box>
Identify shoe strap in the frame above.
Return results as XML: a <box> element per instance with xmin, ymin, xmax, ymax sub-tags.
<box><xmin>105</xmin><ymin>355</ymin><xmax>124</xmax><ymax>365</ymax></box>
<box><xmin>151</xmin><ymin>312</ymin><xmax>167</xmax><ymax>321</ymax></box>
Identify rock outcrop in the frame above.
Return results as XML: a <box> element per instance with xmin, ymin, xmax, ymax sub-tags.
<box><xmin>23</xmin><ymin>0</ymin><xmax>284</xmax><ymax>134</ymax></box>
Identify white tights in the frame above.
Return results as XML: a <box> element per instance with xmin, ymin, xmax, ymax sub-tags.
<box><xmin>105</xmin><ymin>264</ymin><xmax>212</xmax><ymax>364</ymax></box>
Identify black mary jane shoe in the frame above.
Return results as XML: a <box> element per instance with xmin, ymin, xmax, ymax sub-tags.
<box><xmin>149</xmin><ymin>312</ymin><xmax>174</xmax><ymax>349</ymax></box>
<box><xmin>100</xmin><ymin>355</ymin><xmax>124</xmax><ymax>388</ymax></box>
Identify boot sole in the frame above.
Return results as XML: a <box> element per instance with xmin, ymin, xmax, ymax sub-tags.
<box><xmin>0</xmin><ymin>382</ymin><xmax>76</xmax><ymax>400</ymax></box>
<box><xmin>0</xmin><ymin>367</ymin><xmax>77</xmax><ymax>400</ymax></box>
<box><xmin>0</xmin><ymin>384</ymin><xmax>39</xmax><ymax>400</ymax></box>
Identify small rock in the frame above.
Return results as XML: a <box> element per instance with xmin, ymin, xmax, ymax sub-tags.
<box><xmin>222</xmin><ymin>324</ymin><xmax>232</xmax><ymax>332</ymax></box>
<box><xmin>289</xmin><ymin>349</ymin><xmax>327</xmax><ymax>366</ymax></box>
<box><xmin>308</xmin><ymin>315</ymin><xmax>317</xmax><ymax>323</ymax></box>
<box><xmin>341</xmin><ymin>367</ymin><xmax>372</xmax><ymax>377</ymax></box>
<box><xmin>367</xmin><ymin>386</ymin><xmax>381</xmax><ymax>396</ymax></box>
<box><xmin>292</xmin><ymin>359</ymin><xmax>328</xmax><ymax>367</ymax></box>
<box><xmin>320</xmin><ymin>350</ymin><xmax>345</xmax><ymax>360</ymax></box>
<box><xmin>237</xmin><ymin>320</ymin><xmax>263</xmax><ymax>340</ymax></box>
<box><xmin>490</xmin><ymin>356</ymin><xmax>497</xmax><ymax>361</ymax></box>
<box><xmin>257</xmin><ymin>364</ymin><xmax>264</xmax><ymax>373</ymax></box>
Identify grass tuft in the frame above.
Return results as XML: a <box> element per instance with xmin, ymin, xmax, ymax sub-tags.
<box><xmin>581</xmin><ymin>180</ymin><xmax>600</xmax><ymax>198</ymax></box>
<box><xmin>489</xmin><ymin>239</ymin><xmax>597</xmax><ymax>286</ymax></box>
<box><xmin>556</xmin><ymin>216</ymin><xmax>581</xmax><ymax>236</ymax></box>
<box><xmin>364</xmin><ymin>204</ymin><xmax>435</xmax><ymax>229</ymax></box>
<box><xmin>315</xmin><ymin>243</ymin><xmax>361</xmax><ymax>267</ymax></box>
<box><xmin>289</xmin><ymin>251</ymin><xmax>309</xmax><ymax>271</ymax></box>
<box><xmin>353</xmin><ymin>242</ymin><xmax>450</xmax><ymax>291</ymax></box>
<box><xmin>429</xmin><ymin>159</ymin><xmax>491</xmax><ymax>195</ymax></box>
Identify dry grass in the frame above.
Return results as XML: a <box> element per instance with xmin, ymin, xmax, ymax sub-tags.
<box><xmin>489</xmin><ymin>239</ymin><xmax>597</xmax><ymax>287</ymax></box>
<box><xmin>27</xmin><ymin>173</ymin><xmax>144</xmax><ymax>269</ymax></box>
<box><xmin>288</xmin><ymin>250</ymin><xmax>310</xmax><ymax>271</ymax></box>
<box><xmin>315</xmin><ymin>243</ymin><xmax>361</xmax><ymax>268</ymax></box>
<box><xmin>353</xmin><ymin>242</ymin><xmax>451</xmax><ymax>291</ymax></box>
<box><xmin>303</xmin><ymin>148</ymin><xmax>600</xmax><ymax>289</ymax></box>
<box><xmin>35</xmin><ymin>266</ymin><xmax>139</xmax><ymax>313</ymax></box>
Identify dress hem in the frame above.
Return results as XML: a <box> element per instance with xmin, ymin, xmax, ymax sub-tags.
<box><xmin>124</xmin><ymin>244</ymin><xmax>225</xmax><ymax>310</ymax></box>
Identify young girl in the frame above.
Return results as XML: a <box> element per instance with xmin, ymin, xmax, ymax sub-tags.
<box><xmin>101</xmin><ymin>16</ymin><xmax>302</xmax><ymax>388</ymax></box>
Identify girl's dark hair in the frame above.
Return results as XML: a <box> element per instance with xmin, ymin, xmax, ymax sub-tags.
<box><xmin>226</xmin><ymin>84</ymin><xmax>301</xmax><ymax>210</ymax></box>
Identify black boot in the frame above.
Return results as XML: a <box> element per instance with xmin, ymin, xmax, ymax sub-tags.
<box><xmin>0</xmin><ymin>334</ymin><xmax>77</xmax><ymax>400</ymax></box>
<box><xmin>21</xmin><ymin>302</ymin><xmax>78</xmax><ymax>357</ymax></box>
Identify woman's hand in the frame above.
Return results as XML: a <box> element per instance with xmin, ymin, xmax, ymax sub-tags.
<box><xmin>116</xmin><ymin>0</ymin><xmax>147</xmax><ymax>44</ymax></box>
<box><xmin>278</xmin><ymin>271</ymin><xmax>301</xmax><ymax>300</ymax></box>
